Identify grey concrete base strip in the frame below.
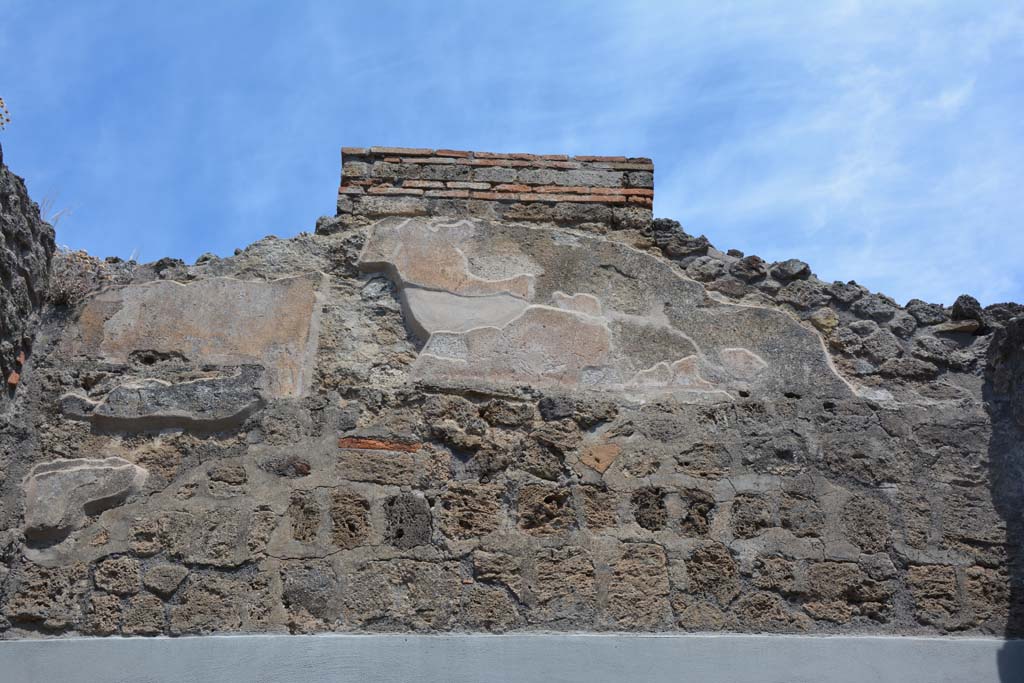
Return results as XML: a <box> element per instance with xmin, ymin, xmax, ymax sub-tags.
<box><xmin>1</xmin><ymin>633</ymin><xmax>1022</xmax><ymax>683</ymax></box>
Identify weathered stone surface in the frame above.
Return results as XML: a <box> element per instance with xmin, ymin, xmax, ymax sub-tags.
<box><xmin>22</xmin><ymin>458</ymin><xmax>148</xmax><ymax>542</ymax></box>
<box><xmin>65</xmin><ymin>275</ymin><xmax>321</xmax><ymax>397</ymax></box>
<box><xmin>518</xmin><ymin>484</ymin><xmax>574</xmax><ymax>535</ymax></box>
<box><xmin>122</xmin><ymin>592</ymin><xmax>165</xmax><ymax>635</ymax></box>
<box><xmin>632</xmin><ymin>487</ymin><xmax>667</xmax><ymax>531</ymax></box>
<box><xmin>93</xmin><ymin>556</ymin><xmax>140</xmax><ymax>595</ymax></box>
<box><xmin>281</xmin><ymin>560</ymin><xmax>342</xmax><ymax>623</ymax></box>
<box><xmin>343</xmin><ymin>560</ymin><xmax>461</xmax><ymax>630</ymax></box>
<box><xmin>143</xmin><ymin>564</ymin><xmax>188</xmax><ymax>597</ymax></box>
<box><xmin>530</xmin><ymin>546</ymin><xmax>596</xmax><ymax>624</ymax></box>
<box><xmin>908</xmin><ymin>565</ymin><xmax>961</xmax><ymax>629</ymax></box>
<box><xmin>0</xmin><ymin>146</ymin><xmax>1020</xmax><ymax>640</ymax></box>
<box><xmin>607</xmin><ymin>543</ymin><xmax>671</xmax><ymax>628</ymax></box>
<box><xmin>0</xmin><ymin>145</ymin><xmax>55</xmax><ymax>385</ymax></box>
<box><xmin>685</xmin><ymin>542</ymin><xmax>739</xmax><ymax>605</ymax></box>
<box><xmin>330</xmin><ymin>490</ymin><xmax>371</xmax><ymax>549</ymax></box>
<box><xmin>383</xmin><ymin>493</ymin><xmax>432</xmax><ymax>549</ymax></box>
<box><xmin>4</xmin><ymin>562</ymin><xmax>88</xmax><ymax>629</ymax></box>
<box><xmin>360</xmin><ymin>217</ymin><xmax>850</xmax><ymax>399</ymax></box>
<box><xmin>61</xmin><ymin>365</ymin><xmax>263</xmax><ymax>432</ymax></box>
<box><xmin>440</xmin><ymin>483</ymin><xmax>501</xmax><ymax>539</ymax></box>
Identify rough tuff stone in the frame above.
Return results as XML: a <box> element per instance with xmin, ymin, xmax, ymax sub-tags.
<box><xmin>631</xmin><ymin>487</ymin><xmax>667</xmax><ymax>530</ymax></box>
<box><xmin>330</xmin><ymin>490</ymin><xmax>371</xmax><ymax>549</ymax></box>
<box><xmin>383</xmin><ymin>493</ymin><xmax>432</xmax><ymax>549</ymax></box>
<box><xmin>84</xmin><ymin>592</ymin><xmax>121</xmax><ymax>635</ymax></box>
<box><xmin>951</xmin><ymin>294</ymin><xmax>983</xmax><ymax>322</ymax></box>
<box><xmin>122</xmin><ymin>593</ymin><xmax>165</xmax><ymax>635</ymax></box>
<box><xmin>22</xmin><ymin>458</ymin><xmax>148</xmax><ymax>542</ymax></box>
<box><xmin>731</xmin><ymin>493</ymin><xmax>773</xmax><ymax>539</ymax></box>
<box><xmin>906</xmin><ymin>299</ymin><xmax>947</xmax><ymax>325</ymax></box>
<box><xmin>517</xmin><ymin>484</ymin><xmax>574</xmax><ymax>535</ymax></box>
<box><xmin>579</xmin><ymin>485</ymin><xmax>618</xmax><ymax>529</ymax></box>
<box><xmin>169</xmin><ymin>574</ymin><xmax>245</xmax><ymax>635</ymax></box>
<box><xmin>770</xmin><ymin>259</ymin><xmax>810</xmax><ymax>282</ymax></box>
<box><xmin>473</xmin><ymin>551</ymin><xmax>523</xmax><ymax>599</ymax></box>
<box><xmin>685</xmin><ymin>542</ymin><xmax>739</xmax><ymax>605</ymax></box>
<box><xmin>93</xmin><ymin>556</ymin><xmax>140</xmax><ymax>595</ymax></box>
<box><xmin>440</xmin><ymin>483</ymin><xmax>501</xmax><ymax>539</ymax></box>
<box><xmin>732</xmin><ymin>591</ymin><xmax>811</xmax><ymax>632</ymax></box>
<box><xmin>281</xmin><ymin>560</ymin><xmax>342</xmax><ymax>622</ymax></box>
<box><xmin>842</xmin><ymin>495</ymin><xmax>890</xmax><ymax>553</ymax></box>
<box><xmin>607</xmin><ymin>543</ymin><xmax>671</xmax><ymax>628</ymax></box>
<box><xmin>729</xmin><ymin>255</ymin><xmax>767</xmax><ymax>282</ymax></box>
<box><xmin>0</xmin><ymin>146</ymin><xmax>55</xmax><ymax>382</ymax></box>
<box><xmin>530</xmin><ymin>546</ymin><xmax>596</xmax><ymax>624</ymax></box>
<box><xmin>462</xmin><ymin>585</ymin><xmax>523</xmax><ymax>632</ymax></box>
<box><xmin>143</xmin><ymin>564</ymin><xmax>188</xmax><ymax>597</ymax></box>
<box><xmin>4</xmin><ymin>563</ymin><xmax>88</xmax><ymax>630</ymax></box>
<box><xmin>908</xmin><ymin>565</ymin><xmax>961</xmax><ymax>629</ymax></box>
<box><xmin>343</xmin><ymin>560</ymin><xmax>461</xmax><ymax>630</ymax></box>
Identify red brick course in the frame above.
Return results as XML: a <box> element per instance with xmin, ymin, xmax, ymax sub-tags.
<box><xmin>337</xmin><ymin>146</ymin><xmax>654</xmax><ymax>228</ymax></box>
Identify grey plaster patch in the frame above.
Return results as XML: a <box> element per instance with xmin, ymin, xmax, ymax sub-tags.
<box><xmin>60</xmin><ymin>365</ymin><xmax>264</xmax><ymax>433</ymax></box>
<box><xmin>0</xmin><ymin>634</ymin><xmax>1019</xmax><ymax>683</ymax></box>
<box><xmin>359</xmin><ymin>217</ymin><xmax>852</xmax><ymax>399</ymax></box>
<box><xmin>22</xmin><ymin>457</ymin><xmax>148</xmax><ymax>543</ymax></box>
<box><xmin>64</xmin><ymin>274</ymin><xmax>324</xmax><ymax>398</ymax></box>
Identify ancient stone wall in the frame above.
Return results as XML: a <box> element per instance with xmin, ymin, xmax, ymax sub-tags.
<box><xmin>332</xmin><ymin>147</ymin><xmax>653</xmax><ymax>232</ymax></box>
<box><xmin>0</xmin><ymin>144</ymin><xmax>55</xmax><ymax>395</ymax></box>
<box><xmin>0</xmin><ymin>147</ymin><xmax>1022</xmax><ymax>639</ymax></box>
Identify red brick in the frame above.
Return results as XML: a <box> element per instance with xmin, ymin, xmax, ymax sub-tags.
<box><xmin>519</xmin><ymin>193</ymin><xmax>628</xmax><ymax>204</ymax></box>
<box><xmin>338</xmin><ymin>186</ymin><xmax>365</xmax><ymax>195</ymax></box>
<box><xmin>425</xmin><ymin>190</ymin><xmax>470</xmax><ymax>199</ymax></box>
<box><xmin>468</xmin><ymin>159</ymin><xmax>533</xmax><ymax>168</ymax></box>
<box><xmin>532</xmin><ymin>185</ymin><xmax>589</xmax><ymax>194</ymax></box>
<box><xmin>403</xmin><ymin>180</ymin><xmax>446</xmax><ymax>189</ymax></box>
<box><xmin>341</xmin><ymin>147</ymin><xmax>369</xmax><ymax>156</ymax></box>
<box><xmin>474</xmin><ymin>151</ymin><xmax>571</xmax><ymax>161</ymax></box>
<box><xmin>435</xmin><ymin>149</ymin><xmax>472</xmax><ymax>158</ymax></box>
<box><xmin>573</xmin><ymin>155</ymin><xmax>628</xmax><ymax>162</ymax></box>
<box><xmin>368</xmin><ymin>186</ymin><xmax>425</xmax><ymax>196</ymax></box>
<box><xmin>534</xmin><ymin>160</ymin><xmax>581</xmax><ymax>169</ymax></box>
<box><xmin>628</xmin><ymin>196</ymin><xmax>653</xmax><ymax>206</ymax></box>
<box><xmin>446</xmin><ymin>181</ymin><xmax>491</xmax><ymax>190</ymax></box>
<box><xmin>402</xmin><ymin>156</ymin><xmax>457</xmax><ymax>165</ymax></box>
<box><xmin>338</xmin><ymin>437</ymin><xmax>421</xmax><ymax>452</ymax></box>
<box><xmin>16</xmin><ymin>351</ymin><xmax>25</xmax><ymax>365</ymax></box>
<box><xmin>369</xmin><ymin>146</ymin><xmax>433</xmax><ymax>156</ymax></box>
<box><xmin>602</xmin><ymin>162</ymin><xmax>654</xmax><ymax>171</ymax></box>
<box><xmin>493</xmin><ymin>184</ymin><xmax>531</xmax><ymax>193</ymax></box>
<box><xmin>470</xmin><ymin>191</ymin><xmax>519</xmax><ymax>201</ymax></box>
<box><xmin>6</xmin><ymin>371</ymin><xmax>19</xmax><ymax>387</ymax></box>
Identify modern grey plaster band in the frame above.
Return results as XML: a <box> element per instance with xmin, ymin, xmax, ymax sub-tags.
<box><xmin>2</xmin><ymin>633</ymin><xmax>1023</xmax><ymax>683</ymax></box>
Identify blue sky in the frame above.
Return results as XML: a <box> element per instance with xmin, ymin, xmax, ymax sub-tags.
<box><xmin>1</xmin><ymin>1</ymin><xmax>1022</xmax><ymax>306</ymax></box>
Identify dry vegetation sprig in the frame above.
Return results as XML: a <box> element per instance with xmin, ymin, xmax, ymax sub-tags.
<box><xmin>0</xmin><ymin>97</ymin><xmax>10</xmax><ymax>130</ymax></box>
<box><xmin>47</xmin><ymin>246</ymin><xmax>137</xmax><ymax>306</ymax></box>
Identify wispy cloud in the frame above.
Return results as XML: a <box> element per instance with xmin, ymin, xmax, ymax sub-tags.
<box><xmin>1</xmin><ymin>0</ymin><xmax>1021</xmax><ymax>305</ymax></box>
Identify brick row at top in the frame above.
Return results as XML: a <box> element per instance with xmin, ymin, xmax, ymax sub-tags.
<box><xmin>335</xmin><ymin>146</ymin><xmax>655</xmax><ymax>232</ymax></box>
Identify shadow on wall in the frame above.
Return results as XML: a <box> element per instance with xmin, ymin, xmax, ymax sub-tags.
<box><xmin>985</xmin><ymin>317</ymin><xmax>1024</xmax><ymax>682</ymax></box>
